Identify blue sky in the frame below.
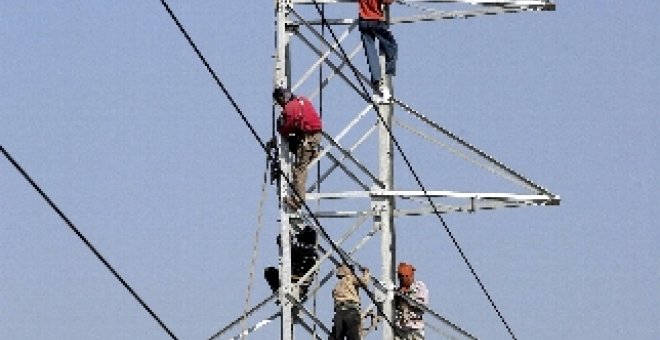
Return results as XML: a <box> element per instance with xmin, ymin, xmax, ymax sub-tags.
<box><xmin>2</xmin><ymin>1</ymin><xmax>659</xmax><ymax>339</ymax></box>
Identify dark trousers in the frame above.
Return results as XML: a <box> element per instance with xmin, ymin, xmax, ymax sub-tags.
<box><xmin>359</xmin><ymin>18</ymin><xmax>398</xmax><ymax>83</ymax></box>
<box><xmin>329</xmin><ymin>308</ymin><xmax>361</xmax><ymax>340</ymax></box>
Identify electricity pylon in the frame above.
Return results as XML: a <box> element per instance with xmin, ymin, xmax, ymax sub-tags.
<box><xmin>217</xmin><ymin>1</ymin><xmax>558</xmax><ymax>339</ymax></box>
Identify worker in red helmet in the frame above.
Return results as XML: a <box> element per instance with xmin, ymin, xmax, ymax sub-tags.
<box><xmin>394</xmin><ymin>262</ymin><xmax>428</xmax><ymax>339</ymax></box>
<box><xmin>273</xmin><ymin>87</ymin><xmax>323</xmax><ymax>211</ymax></box>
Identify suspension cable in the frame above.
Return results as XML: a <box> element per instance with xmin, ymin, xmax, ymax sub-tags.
<box><xmin>158</xmin><ymin>1</ymin><xmax>517</xmax><ymax>338</ymax></box>
<box><xmin>297</xmin><ymin>2</ymin><xmax>520</xmax><ymax>338</ymax></box>
<box><xmin>0</xmin><ymin>146</ymin><xmax>179</xmax><ymax>340</ymax></box>
<box><xmin>158</xmin><ymin>0</ymin><xmax>269</xmax><ymax>153</ymax></box>
<box><xmin>156</xmin><ymin>0</ymin><xmax>397</xmax><ymax>331</ymax></box>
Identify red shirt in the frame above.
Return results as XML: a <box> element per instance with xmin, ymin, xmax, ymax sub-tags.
<box><xmin>359</xmin><ymin>0</ymin><xmax>394</xmax><ymax>21</ymax></box>
<box><xmin>277</xmin><ymin>96</ymin><xmax>322</xmax><ymax>136</ymax></box>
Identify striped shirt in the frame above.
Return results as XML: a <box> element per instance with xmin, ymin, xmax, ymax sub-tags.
<box><xmin>395</xmin><ymin>281</ymin><xmax>428</xmax><ymax>330</ymax></box>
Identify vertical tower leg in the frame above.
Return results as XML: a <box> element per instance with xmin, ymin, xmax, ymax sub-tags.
<box><xmin>379</xmin><ymin>5</ymin><xmax>396</xmax><ymax>336</ymax></box>
<box><xmin>378</xmin><ymin>72</ymin><xmax>396</xmax><ymax>340</ymax></box>
<box><xmin>275</xmin><ymin>1</ymin><xmax>294</xmax><ymax>340</ymax></box>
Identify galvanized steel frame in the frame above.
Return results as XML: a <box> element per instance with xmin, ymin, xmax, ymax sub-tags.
<box><xmin>216</xmin><ymin>0</ymin><xmax>561</xmax><ymax>339</ymax></box>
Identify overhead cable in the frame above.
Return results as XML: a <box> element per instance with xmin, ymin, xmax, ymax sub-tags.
<box><xmin>156</xmin><ymin>0</ymin><xmax>398</xmax><ymax>332</ymax></box>
<box><xmin>0</xmin><ymin>146</ymin><xmax>179</xmax><ymax>340</ymax></box>
<box><xmin>298</xmin><ymin>1</ymin><xmax>520</xmax><ymax>338</ymax></box>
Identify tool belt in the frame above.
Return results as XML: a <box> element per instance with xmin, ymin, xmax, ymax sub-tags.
<box><xmin>334</xmin><ymin>300</ymin><xmax>360</xmax><ymax>311</ymax></box>
<box><xmin>288</xmin><ymin>131</ymin><xmax>320</xmax><ymax>155</ymax></box>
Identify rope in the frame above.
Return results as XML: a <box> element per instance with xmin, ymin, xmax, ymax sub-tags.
<box><xmin>155</xmin><ymin>2</ymin><xmax>360</xmax><ymax>334</ymax></box>
<box><xmin>240</xmin><ymin>163</ymin><xmax>270</xmax><ymax>339</ymax></box>
<box><xmin>312</xmin><ymin>5</ymin><xmax>325</xmax><ymax>338</ymax></box>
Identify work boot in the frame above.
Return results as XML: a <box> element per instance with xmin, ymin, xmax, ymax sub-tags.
<box><xmin>380</xmin><ymin>85</ymin><xmax>391</xmax><ymax>101</ymax></box>
<box><xmin>372</xmin><ymin>79</ymin><xmax>392</xmax><ymax>103</ymax></box>
<box><xmin>372</xmin><ymin>80</ymin><xmax>382</xmax><ymax>96</ymax></box>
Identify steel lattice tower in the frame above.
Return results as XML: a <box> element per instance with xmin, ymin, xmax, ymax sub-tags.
<box><xmin>229</xmin><ymin>1</ymin><xmax>560</xmax><ymax>339</ymax></box>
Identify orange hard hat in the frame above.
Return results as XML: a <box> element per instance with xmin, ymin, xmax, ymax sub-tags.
<box><xmin>397</xmin><ymin>262</ymin><xmax>415</xmax><ymax>277</ymax></box>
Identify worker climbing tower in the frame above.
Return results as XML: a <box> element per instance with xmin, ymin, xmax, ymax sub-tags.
<box><xmin>216</xmin><ymin>1</ymin><xmax>558</xmax><ymax>339</ymax></box>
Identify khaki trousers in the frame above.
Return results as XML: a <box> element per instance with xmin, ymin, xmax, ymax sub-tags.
<box><xmin>292</xmin><ymin>132</ymin><xmax>321</xmax><ymax>203</ymax></box>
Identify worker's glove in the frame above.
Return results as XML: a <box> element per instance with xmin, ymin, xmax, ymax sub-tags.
<box><xmin>266</xmin><ymin>137</ymin><xmax>277</xmax><ymax>150</ymax></box>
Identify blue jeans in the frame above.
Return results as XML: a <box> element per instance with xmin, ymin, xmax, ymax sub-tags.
<box><xmin>359</xmin><ymin>19</ymin><xmax>398</xmax><ymax>83</ymax></box>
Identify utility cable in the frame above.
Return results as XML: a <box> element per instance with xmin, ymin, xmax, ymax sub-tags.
<box><xmin>0</xmin><ymin>146</ymin><xmax>179</xmax><ymax>340</ymax></box>
<box><xmin>158</xmin><ymin>0</ymin><xmax>269</xmax><ymax>154</ymax></box>
<box><xmin>159</xmin><ymin>1</ymin><xmax>514</xmax><ymax>338</ymax></box>
<box><xmin>296</xmin><ymin>2</ymin><xmax>520</xmax><ymax>338</ymax></box>
<box><xmin>156</xmin><ymin>0</ymin><xmax>398</xmax><ymax>333</ymax></box>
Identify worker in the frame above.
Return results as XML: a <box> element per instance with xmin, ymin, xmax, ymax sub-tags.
<box><xmin>330</xmin><ymin>264</ymin><xmax>370</xmax><ymax>340</ymax></box>
<box><xmin>394</xmin><ymin>262</ymin><xmax>428</xmax><ymax>339</ymax></box>
<box><xmin>358</xmin><ymin>0</ymin><xmax>398</xmax><ymax>97</ymax></box>
<box><xmin>273</xmin><ymin>87</ymin><xmax>323</xmax><ymax>211</ymax></box>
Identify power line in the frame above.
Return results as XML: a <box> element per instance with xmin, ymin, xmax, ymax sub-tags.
<box><xmin>158</xmin><ymin>0</ymin><xmax>518</xmax><ymax>337</ymax></box>
<box><xmin>297</xmin><ymin>1</ymin><xmax>520</xmax><ymax>338</ymax></box>
<box><xmin>158</xmin><ymin>0</ymin><xmax>269</xmax><ymax>154</ymax></box>
<box><xmin>156</xmin><ymin>0</ymin><xmax>399</xmax><ymax>331</ymax></box>
<box><xmin>0</xmin><ymin>146</ymin><xmax>179</xmax><ymax>340</ymax></box>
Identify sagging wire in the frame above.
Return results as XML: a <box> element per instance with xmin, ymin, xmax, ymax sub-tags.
<box><xmin>295</xmin><ymin>1</ymin><xmax>520</xmax><ymax>338</ymax></box>
<box><xmin>156</xmin><ymin>0</ymin><xmax>397</xmax><ymax>335</ymax></box>
<box><xmin>0</xmin><ymin>146</ymin><xmax>179</xmax><ymax>340</ymax></box>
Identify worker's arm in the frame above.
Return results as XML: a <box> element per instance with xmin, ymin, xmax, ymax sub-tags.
<box><xmin>359</xmin><ymin>267</ymin><xmax>371</xmax><ymax>286</ymax></box>
<box><xmin>410</xmin><ymin>281</ymin><xmax>429</xmax><ymax>312</ymax></box>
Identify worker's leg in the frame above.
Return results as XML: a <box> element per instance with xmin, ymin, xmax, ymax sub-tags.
<box><xmin>292</xmin><ymin>133</ymin><xmax>320</xmax><ymax>206</ymax></box>
<box><xmin>344</xmin><ymin>308</ymin><xmax>362</xmax><ymax>340</ymax></box>
<box><xmin>359</xmin><ymin>19</ymin><xmax>381</xmax><ymax>84</ymax></box>
<box><xmin>329</xmin><ymin>310</ymin><xmax>347</xmax><ymax>340</ymax></box>
<box><xmin>374</xmin><ymin>22</ymin><xmax>397</xmax><ymax>76</ymax></box>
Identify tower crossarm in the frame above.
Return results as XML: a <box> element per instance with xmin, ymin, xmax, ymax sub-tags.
<box><xmin>288</xmin><ymin>0</ymin><xmax>554</xmax><ymax>26</ymax></box>
<box><xmin>394</xmin><ymin>97</ymin><xmax>558</xmax><ymax>197</ymax></box>
<box><xmin>292</xmin><ymin>0</ymin><xmax>554</xmax><ymax>8</ymax></box>
<box><xmin>304</xmin><ymin>190</ymin><xmax>559</xmax><ymax>216</ymax></box>
<box><xmin>373</xmin><ymin>190</ymin><xmax>559</xmax><ymax>203</ymax></box>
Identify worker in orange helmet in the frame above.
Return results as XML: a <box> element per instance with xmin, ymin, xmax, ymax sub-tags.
<box><xmin>394</xmin><ymin>262</ymin><xmax>428</xmax><ymax>339</ymax></box>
